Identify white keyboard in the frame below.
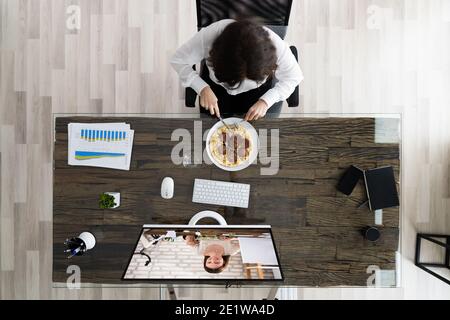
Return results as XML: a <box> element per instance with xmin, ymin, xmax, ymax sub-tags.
<box><xmin>192</xmin><ymin>179</ymin><xmax>250</xmax><ymax>208</ymax></box>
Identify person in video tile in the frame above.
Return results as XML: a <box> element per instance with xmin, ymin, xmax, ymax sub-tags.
<box><xmin>183</xmin><ymin>234</ymin><xmax>200</xmax><ymax>247</ymax></box>
<box><xmin>201</xmin><ymin>238</ymin><xmax>240</xmax><ymax>273</ymax></box>
<box><xmin>183</xmin><ymin>233</ymin><xmax>240</xmax><ymax>273</ymax></box>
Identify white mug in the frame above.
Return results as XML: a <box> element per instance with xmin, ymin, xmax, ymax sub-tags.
<box><xmin>78</xmin><ymin>232</ymin><xmax>96</xmax><ymax>250</ymax></box>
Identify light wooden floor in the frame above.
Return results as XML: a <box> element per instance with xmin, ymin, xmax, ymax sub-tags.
<box><xmin>1</xmin><ymin>0</ymin><xmax>450</xmax><ymax>299</ymax></box>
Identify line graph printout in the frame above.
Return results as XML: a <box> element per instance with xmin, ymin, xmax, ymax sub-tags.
<box><xmin>68</xmin><ymin>123</ymin><xmax>134</xmax><ymax>170</ymax></box>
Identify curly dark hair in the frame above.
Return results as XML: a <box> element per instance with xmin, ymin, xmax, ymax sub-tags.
<box><xmin>208</xmin><ymin>19</ymin><xmax>278</xmax><ymax>88</ymax></box>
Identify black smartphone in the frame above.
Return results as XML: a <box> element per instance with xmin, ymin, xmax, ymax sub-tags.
<box><xmin>337</xmin><ymin>165</ymin><xmax>363</xmax><ymax>195</ymax></box>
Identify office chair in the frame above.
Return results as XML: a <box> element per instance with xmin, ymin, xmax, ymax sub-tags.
<box><xmin>185</xmin><ymin>0</ymin><xmax>299</xmax><ymax>111</ymax></box>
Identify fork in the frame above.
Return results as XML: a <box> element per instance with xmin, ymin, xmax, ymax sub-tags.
<box><xmin>232</xmin><ymin>119</ymin><xmax>244</xmax><ymax>129</ymax></box>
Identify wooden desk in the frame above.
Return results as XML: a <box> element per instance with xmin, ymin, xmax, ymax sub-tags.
<box><xmin>53</xmin><ymin>116</ymin><xmax>400</xmax><ymax>286</ymax></box>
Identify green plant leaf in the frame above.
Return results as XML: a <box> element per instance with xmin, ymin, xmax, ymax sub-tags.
<box><xmin>99</xmin><ymin>193</ymin><xmax>116</xmax><ymax>209</ymax></box>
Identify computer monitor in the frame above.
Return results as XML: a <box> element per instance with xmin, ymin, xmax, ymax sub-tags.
<box><xmin>122</xmin><ymin>225</ymin><xmax>283</xmax><ymax>282</ymax></box>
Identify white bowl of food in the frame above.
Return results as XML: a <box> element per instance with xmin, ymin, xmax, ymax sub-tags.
<box><xmin>206</xmin><ymin>117</ymin><xmax>258</xmax><ymax>171</ymax></box>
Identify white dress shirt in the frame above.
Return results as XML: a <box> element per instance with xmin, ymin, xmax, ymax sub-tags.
<box><xmin>196</xmin><ymin>239</ymin><xmax>241</xmax><ymax>256</ymax></box>
<box><xmin>170</xmin><ymin>19</ymin><xmax>304</xmax><ymax>108</ymax></box>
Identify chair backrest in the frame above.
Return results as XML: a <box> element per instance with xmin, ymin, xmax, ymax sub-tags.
<box><xmin>196</xmin><ymin>0</ymin><xmax>293</xmax><ymax>38</ymax></box>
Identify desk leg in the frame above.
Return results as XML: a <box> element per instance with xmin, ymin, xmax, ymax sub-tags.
<box><xmin>167</xmin><ymin>284</ymin><xmax>177</xmax><ymax>300</ymax></box>
<box><xmin>266</xmin><ymin>286</ymin><xmax>279</xmax><ymax>300</ymax></box>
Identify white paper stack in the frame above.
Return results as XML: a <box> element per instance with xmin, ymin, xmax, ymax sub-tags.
<box><xmin>68</xmin><ymin>123</ymin><xmax>134</xmax><ymax>170</ymax></box>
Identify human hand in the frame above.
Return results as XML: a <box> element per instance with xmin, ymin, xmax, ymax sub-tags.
<box><xmin>244</xmin><ymin>99</ymin><xmax>269</xmax><ymax>121</ymax></box>
<box><xmin>199</xmin><ymin>86</ymin><xmax>220</xmax><ymax>117</ymax></box>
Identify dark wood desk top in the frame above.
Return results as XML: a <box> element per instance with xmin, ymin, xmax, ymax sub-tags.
<box><xmin>53</xmin><ymin>116</ymin><xmax>400</xmax><ymax>286</ymax></box>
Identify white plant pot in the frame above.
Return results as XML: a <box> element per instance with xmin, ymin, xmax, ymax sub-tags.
<box><xmin>105</xmin><ymin>192</ymin><xmax>120</xmax><ymax>208</ymax></box>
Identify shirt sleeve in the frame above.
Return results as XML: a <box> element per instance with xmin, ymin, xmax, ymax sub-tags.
<box><xmin>170</xmin><ymin>19</ymin><xmax>235</xmax><ymax>95</ymax></box>
<box><xmin>259</xmin><ymin>29</ymin><xmax>304</xmax><ymax>108</ymax></box>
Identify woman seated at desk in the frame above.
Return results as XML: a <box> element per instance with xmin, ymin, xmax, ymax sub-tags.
<box><xmin>171</xmin><ymin>18</ymin><xmax>303</xmax><ymax>120</ymax></box>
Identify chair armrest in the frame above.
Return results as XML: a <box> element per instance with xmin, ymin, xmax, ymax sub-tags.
<box><xmin>185</xmin><ymin>87</ymin><xmax>197</xmax><ymax>108</ymax></box>
<box><xmin>287</xmin><ymin>86</ymin><xmax>299</xmax><ymax>107</ymax></box>
<box><xmin>289</xmin><ymin>45</ymin><xmax>298</xmax><ymax>61</ymax></box>
<box><xmin>185</xmin><ymin>64</ymin><xmax>197</xmax><ymax>108</ymax></box>
<box><xmin>287</xmin><ymin>45</ymin><xmax>299</xmax><ymax>108</ymax></box>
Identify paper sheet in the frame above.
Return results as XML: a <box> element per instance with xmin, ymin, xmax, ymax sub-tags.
<box><xmin>68</xmin><ymin>123</ymin><xmax>134</xmax><ymax>170</ymax></box>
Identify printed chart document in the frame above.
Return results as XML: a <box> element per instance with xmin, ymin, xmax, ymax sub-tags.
<box><xmin>68</xmin><ymin>123</ymin><xmax>134</xmax><ymax>170</ymax></box>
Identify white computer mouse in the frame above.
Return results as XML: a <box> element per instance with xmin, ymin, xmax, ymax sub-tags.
<box><xmin>161</xmin><ymin>177</ymin><xmax>174</xmax><ymax>199</ymax></box>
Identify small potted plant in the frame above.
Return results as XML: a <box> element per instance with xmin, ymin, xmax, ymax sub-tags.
<box><xmin>99</xmin><ymin>192</ymin><xmax>120</xmax><ymax>209</ymax></box>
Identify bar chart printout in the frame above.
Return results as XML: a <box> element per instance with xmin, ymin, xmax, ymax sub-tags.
<box><xmin>80</xmin><ymin>129</ymin><xmax>128</xmax><ymax>142</ymax></box>
<box><xmin>68</xmin><ymin>123</ymin><xmax>134</xmax><ymax>170</ymax></box>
